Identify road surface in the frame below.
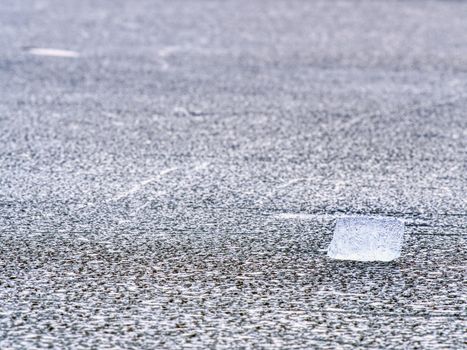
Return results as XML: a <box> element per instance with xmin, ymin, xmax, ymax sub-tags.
<box><xmin>1</xmin><ymin>0</ymin><xmax>466</xmax><ymax>348</ymax></box>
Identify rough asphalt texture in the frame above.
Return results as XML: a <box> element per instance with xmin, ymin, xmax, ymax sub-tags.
<box><xmin>1</xmin><ymin>0</ymin><xmax>466</xmax><ymax>349</ymax></box>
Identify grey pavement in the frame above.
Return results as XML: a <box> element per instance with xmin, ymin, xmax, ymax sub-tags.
<box><xmin>0</xmin><ymin>0</ymin><xmax>466</xmax><ymax>348</ymax></box>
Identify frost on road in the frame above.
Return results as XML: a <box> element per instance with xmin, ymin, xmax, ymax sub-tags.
<box><xmin>1</xmin><ymin>0</ymin><xmax>466</xmax><ymax>348</ymax></box>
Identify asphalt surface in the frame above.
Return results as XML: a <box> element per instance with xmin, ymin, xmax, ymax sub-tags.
<box><xmin>1</xmin><ymin>0</ymin><xmax>466</xmax><ymax>348</ymax></box>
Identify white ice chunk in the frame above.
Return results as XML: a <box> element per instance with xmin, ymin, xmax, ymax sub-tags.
<box><xmin>27</xmin><ymin>48</ymin><xmax>80</xmax><ymax>58</ymax></box>
<box><xmin>327</xmin><ymin>216</ymin><xmax>404</xmax><ymax>262</ymax></box>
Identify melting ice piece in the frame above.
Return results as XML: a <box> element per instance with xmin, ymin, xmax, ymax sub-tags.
<box><xmin>27</xmin><ymin>48</ymin><xmax>80</xmax><ymax>58</ymax></box>
<box><xmin>327</xmin><ymin>216</ymin><xmax>404</xmax><ymax>262</ymax></box>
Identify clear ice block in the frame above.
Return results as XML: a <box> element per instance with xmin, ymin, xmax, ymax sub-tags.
<box><xmin>327</xmin><ymin>216</ymin><xmax>405</xmax><ymax>262</ymax></box>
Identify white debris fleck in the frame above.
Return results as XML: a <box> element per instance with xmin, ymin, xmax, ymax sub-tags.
<box><xmin>193</xmin><ymin>162</ymin><xmax>210</xmax><ymax>171</ymax></box>
<box><xmin>27</xmin><ymin>48</ymin><xmax>80</xmax><ymax>58</ymax></box>
<box><xmin>327</xmin><ymin>216</ymin><xmax>405</xmax><ymax>262</ymax></box>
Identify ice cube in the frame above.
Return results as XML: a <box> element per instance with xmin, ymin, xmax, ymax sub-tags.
<box><xmin>327</xmin><ymin>216</ymin><xmax>404</xmax><ymax>262</ymax></box>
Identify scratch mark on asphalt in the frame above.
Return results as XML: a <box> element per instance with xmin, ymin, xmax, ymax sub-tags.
<box><xmin>110</xmin><ymin>167</ymin><xmax>178</xmax><ymax>202</ymax></box>
<box><xmin>276</xmin><ymin>178</ymin><xmax>308</xmax><ymax>189</ymax></box>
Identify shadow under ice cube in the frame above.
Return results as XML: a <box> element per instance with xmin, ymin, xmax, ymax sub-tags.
<box><xmin>327</xmin><ymin>216</ymin><xmax>405</xmax><ymax>262</ymax></box>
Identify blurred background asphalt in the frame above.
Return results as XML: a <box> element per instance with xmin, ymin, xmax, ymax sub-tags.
<box><xmin>0</xmin><ymin>0</ymin><xmax>466</xmax><ymax>348</ymax></box>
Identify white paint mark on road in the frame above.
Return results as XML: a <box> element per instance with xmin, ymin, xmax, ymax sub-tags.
<box><xmin>111</xmin><ymin>167</ymin><xmax>178</xmax><ymax>202</ymax></box>
<box><xmin>27</xmin><ymin>48</ymin><xmax>80</xmax><ymax>58</ymax></box>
